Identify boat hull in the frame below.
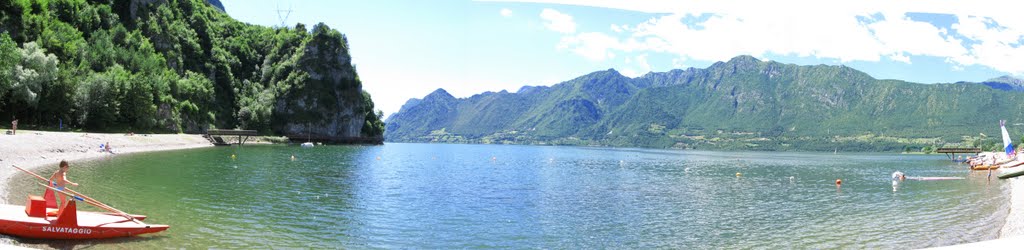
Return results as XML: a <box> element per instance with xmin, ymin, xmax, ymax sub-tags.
<box><xmin>999</xmin><ymin>168</ymin><xmax>1024</xmax><ymax>179</ymax></box>
<box><xmin>0</xmin><ymin>204</ymin><xmax>168</xmax><ymax>240</ymax></box>
<box><xmin>971</xmin><ymin>165</ymin><xmax>1000</xmax><ymax>170</ymax></box>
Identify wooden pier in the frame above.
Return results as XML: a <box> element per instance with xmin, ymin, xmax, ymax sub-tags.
<box><xmin>937</xmin><ymin>147</ymin><xmax>982</xmax><ymax>161</ymax></box>
<box><xmin>206</xmin><ymin>129</ymin><xmax>258</xmax><ymax>146</ymax></box>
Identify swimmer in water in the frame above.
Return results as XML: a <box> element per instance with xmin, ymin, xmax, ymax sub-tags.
<box><xmin>892</xmin><ymin>171</ymin><xmax>906</xmax><ymax>181</ymax></box>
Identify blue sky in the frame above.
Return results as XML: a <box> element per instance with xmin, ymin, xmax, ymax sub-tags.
<box><xmin>221</xmin><ymin>0</ymin><xmax>1022</xmax><ymax>118</ymax></box>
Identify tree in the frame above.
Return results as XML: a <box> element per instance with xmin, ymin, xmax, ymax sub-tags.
<box><xmin>172</xmin><ymin>71</ymin><xmax>216</xmax><ymax>132</ymax></box>
<box><xmin>0</xmin><ymin>33</ymin><xmax>19</xmax><ymax>111</ymax></box>
<box><xmin>11</xmin><ymin>42</ymin><xmax>59</xmax><ymax>120</ymax></box>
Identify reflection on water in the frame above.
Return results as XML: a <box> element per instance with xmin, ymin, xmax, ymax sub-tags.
<box><xmin>4</xmin><ymin>143</ymin><xmax>1009</xmax><ymax>248</ymax></box>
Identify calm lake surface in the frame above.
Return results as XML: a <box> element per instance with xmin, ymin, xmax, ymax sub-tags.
<box><xmin>4</xmin><ymin>143</ymin><xmax>1010</xmax><ymax>248</ymax></box>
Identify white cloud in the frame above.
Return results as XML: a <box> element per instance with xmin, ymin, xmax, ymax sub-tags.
<box><xmin>540</xmin><ymin>8</ymin><xmax>576</xmax><ymax>33</ymax></box>
<box><xmin>620</xmin><ymin>54</ymin><xmax>651</xmax><ymax>77</ymax></box>
<box><xmin>953</xmin><ymin>15</ymin><xmax>1024</xmax><ymax>74</ymax></box>
<box><xmin>500</xmin><ymin>8</ymin><xmax>512</xmax><ymax>17</ymax></box>
<box><xmin>671</xmin><ymin>57</ymin><xmax>688</xmax><ymax>68</ymax></box>
<box><xmin>558</xmin><ymin>32</ymin><xmax>619</xmax><ymax>61</ymax></box>
<box><xmin>496</xmin><ymin>0</ymin><xmax>1024</xmax><ymax>75</ymax></box>
<box><xmin>867</xmin><ymin>13</ymin><xmax>967</xmax><ymax>63</ymax></box>
<box><xmin>635</xmin><ymin>54</ymin><xmax>650</xmax><ymax>72</ymax></box>
<box><xmin>890</xmin><ymin>53</ymin><xmax>911</xmax><ymax>64</ymax></box>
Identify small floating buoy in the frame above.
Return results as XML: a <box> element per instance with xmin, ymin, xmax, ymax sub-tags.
<box><xmin>789</xmin><ymin>176</ymin><xmax>795</xmax><ymax>181</ymax></box>
<box><xmin>231</xmin><ymin>154</ymin><xmax>236</xmax><ymax>160</ymax></box>
<box><xmin>492</xmin><ymin>156</ymin><xmax>497</xmax><ymax>161</ymax></box>
<box><xmin>836</xmin><ymin>179</ymin><xmax>842</xmax><ymax>185</ymax></box>
<box><xmin>736</xmin><ymin>172</ymin><xmax>742</xmax><ymax>177</ymax></box>
<box><xmin>290</xmin><ymin>155</ymin><xmax>296</xmax><ymax>161</ymax></box>
<box><xmin>376</xmin><ymin>156</ymin><xmax>381</xmax><ymax>160</ymax></box>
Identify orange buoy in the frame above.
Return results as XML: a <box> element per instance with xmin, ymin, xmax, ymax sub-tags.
<box><xmin>835</xmin><ymin>179</ymin><xmax>842</xmax><ymax>185</ymax></box>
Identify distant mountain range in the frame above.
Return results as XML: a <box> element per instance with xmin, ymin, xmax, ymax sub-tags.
<box><xmin>385</xmin><ymin>55</ymin><xmax>1024</xmax><ymax>151</ymax></box>
<box><xmin>980</xmin><ymin>75</ymin><xmax>1024</xmax><ymax>92</ymax></box>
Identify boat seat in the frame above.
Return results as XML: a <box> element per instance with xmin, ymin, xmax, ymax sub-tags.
<box><xmin>25</xmin><ymin>195</ymin><xmax>46</xmax><ymax>218</ymax></box>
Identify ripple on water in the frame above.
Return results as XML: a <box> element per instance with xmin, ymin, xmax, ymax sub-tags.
<box><xmin>1</xmin><ymin>145</ymin><xmax>1011</xmax><ymax>248</ymax></box>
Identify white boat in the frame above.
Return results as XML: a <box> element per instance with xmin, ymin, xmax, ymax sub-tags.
<box><xmin>301</xmin><ymin>142</ymin><xmax>314</xmax><ymax>148</ymax></box>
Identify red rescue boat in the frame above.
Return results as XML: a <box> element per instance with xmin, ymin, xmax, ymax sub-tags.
<box><xmin>0</xmin><ymin>165</ymin><xmax>169</xmax><ymax>239</ymax></box>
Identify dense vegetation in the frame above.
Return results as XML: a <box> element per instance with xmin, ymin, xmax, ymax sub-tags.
<box><xmin>0</xmin><ymin>0</ymin><xmax>384</xmax><ymax>138</ymax></box>
<box><xmin>386</xmin><ymin>55</ymin><xmax>1024</xmax><ymax>152</ymax></box>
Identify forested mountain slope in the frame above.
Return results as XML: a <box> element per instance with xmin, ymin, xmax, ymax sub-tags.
<box><xmin>387</xmin><ymin>55</ymin><xmax>1024</xmax><ymax>151</ymax></box>
<box><xmin>0</xmin><ymin>0</ymin><xmax>384</xmax><ymax>139</ymax></box>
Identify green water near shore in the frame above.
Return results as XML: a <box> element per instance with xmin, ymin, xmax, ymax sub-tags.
<box><xmin>3</xmin><ymin>143</ymin><xmax>1011</xmax><ymax>248</ymax></box>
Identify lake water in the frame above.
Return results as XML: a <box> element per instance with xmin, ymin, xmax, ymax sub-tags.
<box><xmin>3</xmin><ymin>143</ymin><xmax>1011</xmax><ymax>248</ymax></box>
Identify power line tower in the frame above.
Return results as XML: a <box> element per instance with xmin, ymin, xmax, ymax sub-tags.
<box><xmin>276</xmin><ymin>2</ymin><xmax>293</xmax><ymax>28</ymax></box>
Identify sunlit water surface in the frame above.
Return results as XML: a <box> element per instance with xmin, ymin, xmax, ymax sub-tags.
<box><xmin>4</xmin><ymin>143</ymin><xmax>1009</xmax><ymax>248</ymax></box>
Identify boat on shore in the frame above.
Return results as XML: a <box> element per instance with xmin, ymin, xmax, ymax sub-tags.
<box><xmin>0</xmin><ymin>200</ymin><xmax>167</xmax><ymax>239</ymax></box>
<box><xmin>0</xmin><ymin>166</ymin><xmax>169</xmax><ymax>240</ymax></box>
<box><xmin>969</xmin><ymin>120</ymin><xmax>1019</xmax><ymax>171</ymax></box>
<box><xmin>973</xmin><ymin>164</ymin><xmax>1002</xmax><ymax>170</ymax></box>
<box><xmin>998</xmin><ymin>167</ymin><xmax>1024</xmax><ymax>179</ymax></box>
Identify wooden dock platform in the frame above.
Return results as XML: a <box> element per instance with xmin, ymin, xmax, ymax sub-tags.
<box><xmin>937</xmin><ymin>147</ymin><xmax>982</xmax><ymax>161</ymax></box>
<box><xmin>206</xmin><ymin>129</ymin><xmax>258</xmax><ymax>146</ymax></box>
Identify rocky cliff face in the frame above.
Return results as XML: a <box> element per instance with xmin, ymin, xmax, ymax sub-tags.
<box><xmin>272</xmin><ymin>23</ymin><xmax>369</xmax><ymax>140</ymax></box>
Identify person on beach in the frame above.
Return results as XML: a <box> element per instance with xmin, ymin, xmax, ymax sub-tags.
<box><xmin>48</xmin><ymin>160</ymin><xmax>80</xmax><ymax>209</ymax></box>
<box><xmin>11</xmin><ymin>118</ymin><xmax>17</xmax><ymax>135</ymax></box>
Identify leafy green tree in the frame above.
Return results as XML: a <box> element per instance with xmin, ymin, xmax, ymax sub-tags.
<box><xmin>38</xmin><ymin>19</ymin><xmax>84</xmax><ymax>61</ymax></box>
<box><xmin>120</xmin><ymin>71</ymin><xmax>157</xmax><ymax>130</ymax></box>
<box><xmin>0</xmin><ymin>0</ymin><xmax>29</xmax><ymax>42</ymax></box>
<box><xmin>361</xmin><ymin>91</ymin><xmax>384</xmax><ymax>137</ymax></box>
<box><xmin>36</xmin><ymin>64</ymin><xmax>80</xmax><ymax>127</ymax></box>
<box><xmin>171</xmin><ymin>71</ymin><xmax>216</xmax><ymax>132</ymax></box>
<box><xmin>75</xmin><ymin>70</ymin><xmax>119</xmax><ymax>129</ymax></box>
<box><xmin>11</xmin><ymin>42</ymin><xmax>59</xmax><ymax>120</ymax></box>
<box><xmin>0</xmin><ymin>33</ymin><xmax>19</xmax><ymax>111</ymax></box>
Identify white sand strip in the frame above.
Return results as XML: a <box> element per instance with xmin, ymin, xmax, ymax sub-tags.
<box><xmin>1001</xmin><ymin>177</ymin><xmax>1024</xmax><ymax>238</ymax></box>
